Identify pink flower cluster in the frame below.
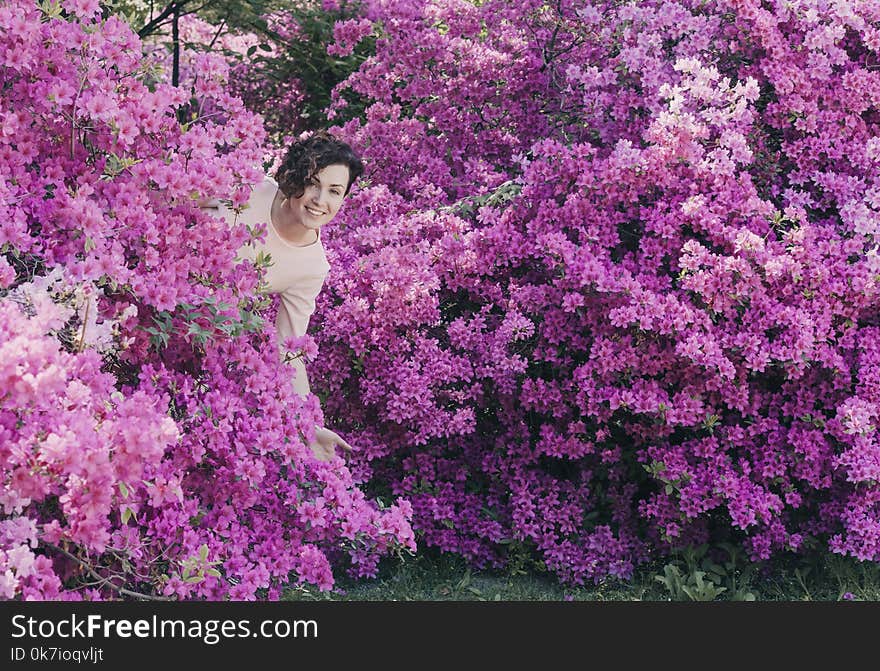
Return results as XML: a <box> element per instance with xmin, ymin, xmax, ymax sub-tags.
<box><xmin>277</xmin><ymin>0</ymin><xmax>880</xmax><ymax>583</ymax></box>
<box><xmin>0</xmin><ymin>1</ymin><xmax>413</xmax><ymax>600</ymax></box>
<box><xmin>0</xmin><ymin>289</ymin><xmax>177</xmax><ymax>598</ymax></box>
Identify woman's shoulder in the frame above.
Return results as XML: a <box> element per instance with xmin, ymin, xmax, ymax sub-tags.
<box><xmin>200</xmin><ymin>175</ymin><xmax>275</xmax><ymax>220</ymax></box>
<box><xmin>226</xmin><ymin>176</ymin><xmax>276</xmax><ymax>224</ymax></box>
<box><xmin>246</xmin><ymin>175</ymin><xmax>278</xmax><ymax>207</ymax></box>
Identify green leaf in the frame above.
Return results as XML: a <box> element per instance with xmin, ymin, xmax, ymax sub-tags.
<box><xmin>38</xmin><ymin>0</ymin><xmax>63</xmax><ymax>19</ymax></box>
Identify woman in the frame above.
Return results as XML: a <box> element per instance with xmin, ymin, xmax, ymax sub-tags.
<box><xmin>212</xmin><ymin>131</ymin><xmax>364</xmax><ymax>461</ymax></box>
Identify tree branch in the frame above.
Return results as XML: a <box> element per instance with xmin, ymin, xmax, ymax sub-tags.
<box><xmin>46</xmin><ymin>542</ymin><xmax>174</xmax><ymax>601</ymax></box>
<box><xmin>138</xmin><ymin>1</ymin><xmax>189</xmax><ymax>39</ymax></box>
<box><xmin>172</xmin><ymin>4</ymin><xmax>180</xmax><ymax>88</ymax></box>
<box><xmin>208</xmin><ymin>18</ymin><xmax>227</xmax><ymax>50</ymax></box>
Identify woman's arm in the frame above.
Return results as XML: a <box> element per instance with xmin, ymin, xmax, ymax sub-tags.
<box><xmin>289</xmin><ymin>356</ymin><xmax>352</xmax><ymax>461</ymax></box>
<box><xmin>289</xmin><ymin>356</ymin><xmax>311</xmax><ymax>398</ymax></box>
<box><xmin>279</xmin><ymin>286</ymin><xmax>352</xmax><ymax>462</ymax></box>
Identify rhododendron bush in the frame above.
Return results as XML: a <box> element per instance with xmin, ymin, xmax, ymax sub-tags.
<box><xmin>291</xmin><ymin>0</ymin><xmax>880</xmax><ymax>583</ymax></box>
<box><xmin>4</xmin><ymin>0</ymin><xmax>880</xmax><ymax>600</ymax></box>
<box><xmin>0</xmin><ymin>0</ymin><xmax>413</xmax><ymax>600</ymax></box>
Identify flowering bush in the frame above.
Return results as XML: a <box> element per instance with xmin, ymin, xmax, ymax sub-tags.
<box><xmin>6</xmin><ymin>0</ymin><xmax>879</xmax><ymax>597</ymax></box>
<box><xmin>296</xmin><ymin>0</ymin><xmax>880</xmax><ymax>583</ymax></box>
<box><xmin>0</xmin><ymin>0</ymin><xmax>413</xmax><ymax>600</ymax></box>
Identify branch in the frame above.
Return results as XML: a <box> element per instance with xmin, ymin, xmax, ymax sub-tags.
<box><xmin>181</xmin><ymin>1</ymin><xmax>214</xmax><ymax>18</ymax></box>
<box><xmin>138</xmin><ymin>1</ymin><xmax>189</xmax><ymax>39</ymax></box>
<box><xmin>172</xmin><ymin>4</ymin><xmax>180</xmax><ymax>88</ymax></box>
<box><xmin>45</xmin><ymin>542</ymin><xmax>174</xmax><ymax>601</ymax></box>
<box><xmin>208</xmin><ymin>18</ymin><xmax>227</xmax><ymax>50</ymax></box>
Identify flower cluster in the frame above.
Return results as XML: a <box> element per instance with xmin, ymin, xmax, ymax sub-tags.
<box><xmin>0</xmin><ymin>1</ymin><xmax>413</xmax><ymax>600</ymax></box>
<box><xmin>7</xmin><ymin>0</ymin><xmax>879</xmax><ymax>595</ymax></box>
<box><xmin>286</xmin><ymin>0</ymin><xmax>880</xmax><ymax>583</ymax></box>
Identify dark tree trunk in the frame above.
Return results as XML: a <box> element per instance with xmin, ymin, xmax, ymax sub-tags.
<box><xmin>172</xmin><ymin>4</ymin><xmax>180</xmax><ymax>88</ymax></box>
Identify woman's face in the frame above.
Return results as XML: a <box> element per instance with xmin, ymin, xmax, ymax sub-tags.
<box><xmin>286</xmin><ymin>163</ymin><xmax>351</xmax><ymax>233</ymax></box>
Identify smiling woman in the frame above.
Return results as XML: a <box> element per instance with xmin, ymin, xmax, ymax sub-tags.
<box><xmin>271</xmin><ymin>164</ymin><xmax>351</xmax><ymax>246</ymax></box>
<box><xmin>213</xmin><ymin>131</ymin><xmax>364</xmax><ymax>461</ymax></box>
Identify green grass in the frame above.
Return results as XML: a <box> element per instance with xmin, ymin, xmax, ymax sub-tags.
<box><xmin>283</xmin><ymin>545</ymin><xmax>880</xmax><ymax>602</ymax></box>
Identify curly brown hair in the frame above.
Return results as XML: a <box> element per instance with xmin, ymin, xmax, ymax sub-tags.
<box><xmin>274</xmin><ymin>131</ymin><xmax>364</xmax><ymax>199</ymax></box>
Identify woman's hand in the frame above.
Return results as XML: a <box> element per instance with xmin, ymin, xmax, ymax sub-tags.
<box><xmin>308</xmin><ymin>426</ymin><xmax>353</xmax><ymax>462</ymax></box>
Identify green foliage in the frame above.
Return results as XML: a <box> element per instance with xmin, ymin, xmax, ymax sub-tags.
<box><xmin>654</xmin><ymin>544</ymin><xmax>756</xmax><ymax>602</ymax></box>
<box><xmin>106</xmin><ymin>0</ymin><xmax>280</xmax><ymax>40</ymax></box>
<box><xmin>498</xmin><ymin>537</ymin><xmax>544</xmax><ymax>578</ymax></box>
<box><xmin>241</xmin><ymin>0</ymin><xmax>378</xmax><ymax>136</ymax></box>
<box><xmin>164</xmin><ymin>544</ymin><xmax>224</xmax><ymax>586</ymax></box>
<box><xmin>143</xmin><ymin>295</ymin><xmax>266</xmax><ymax>350</ymax></box>
<box><xmin>766</xmin><ymin>553</ymin><xmax>880</xmax><ymax>602</ymax></box>
<box><xmin>112</xmin><ymin>1</ymin><xmax>374</xmax><ymax>135</ymax></box>
<box><xmin>655</xmin><ymin>563</ymin><xmax>727</xmax><ymax>601</ymax></box>
<box><xmin>440</xmin><ymin>179</ymin><xmax>524</xmax><ymax>217</ymax></box>
<box><xmin>644</xmin><ymin>460</ymin><xmax>692</xmax><ymax>498</ymax></box>
<box><xmin>281</xmin><ymin>543</ymin><xmax>880</xmax><ymax>601</ymax></box>
<box><xmin>38</xmin><ymin>0</ymin><xmax>63</xmax><ymax>19</ymax></box>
